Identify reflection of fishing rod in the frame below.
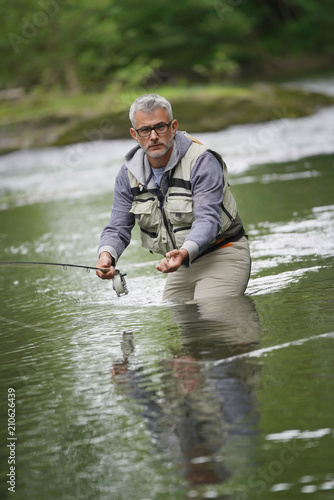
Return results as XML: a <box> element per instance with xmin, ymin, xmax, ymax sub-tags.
<box><xmin>0</xmin><ymin>261</ymin><xmax>128</xmax><ymax>297</ymax></box>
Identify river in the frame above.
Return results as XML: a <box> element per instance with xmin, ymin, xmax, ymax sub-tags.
<box><xmin>0</xmin><ymin>77</ymin><xmax>333</xmax><ymax>500</ymax></box>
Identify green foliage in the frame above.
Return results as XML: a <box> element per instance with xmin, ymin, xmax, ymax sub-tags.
<box><xmin>0</xmin><ymin>0</ymin><xmax>333</xmax><ymax>91</ymax></box>
<box><xmin>110</xmin><ymin>0</ymin><xmax>253</xmax><ymax>80</ymax></box>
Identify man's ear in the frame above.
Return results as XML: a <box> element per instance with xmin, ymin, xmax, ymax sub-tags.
<box><xmin>172</xmin><ymin>119</ymin><xmax>178</xmax><ymax>137</ymax></box>
<box><xmin>130</xmin><ymin>128</ymin><xmax>138</xmax><ymax>142</ymax></box>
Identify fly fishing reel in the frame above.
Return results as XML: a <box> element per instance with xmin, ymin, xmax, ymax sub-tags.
<box><xmin>112</xmin><ymin>270</ymin><xmax>128</xmax><ymax>297</ymax></box>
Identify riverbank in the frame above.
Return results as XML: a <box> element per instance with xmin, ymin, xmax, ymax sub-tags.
<box><xmin>1</xmin><ymin>81</ymin><xmax>334</xmax><ymax>156</ymax></box>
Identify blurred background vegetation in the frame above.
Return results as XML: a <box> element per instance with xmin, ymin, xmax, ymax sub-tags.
<box><xmin>1</xmin><ymin>0</ymin><xmax>333</xmax><ymax>93</ymax></box>
<box><xmin>1</xmin><ymin>0</ymin><xmax>334</xmax><ymax>153</ymax></box>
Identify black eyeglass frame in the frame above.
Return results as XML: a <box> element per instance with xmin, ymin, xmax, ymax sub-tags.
<box><xmin>135</xmin><ymin>121</ymin><xmax>173</xmax><ymax>138</ymax></box>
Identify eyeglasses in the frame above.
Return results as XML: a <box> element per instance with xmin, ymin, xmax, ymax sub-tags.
<box><xmin>135</xmin><ymin>121</ymin><xmax>173</xmax><ymax>138</ymax></box>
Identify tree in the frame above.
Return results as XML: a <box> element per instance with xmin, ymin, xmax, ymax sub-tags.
<box><xmin>0</xmin><ymin>0</ymin><xmax>333</xmax><ymax>91</ymax></box>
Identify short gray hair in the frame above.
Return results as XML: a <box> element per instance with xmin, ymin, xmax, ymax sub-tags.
<box><xmin>129</xmin><ymin>94</ymin><xmax>173</xmax><ymax>127</ymax></box>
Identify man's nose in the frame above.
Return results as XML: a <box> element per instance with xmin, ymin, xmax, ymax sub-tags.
<box><xmin>150</xmin><ymin>128</ymin><xmax>159</xmax><ymax>139</ymax></box>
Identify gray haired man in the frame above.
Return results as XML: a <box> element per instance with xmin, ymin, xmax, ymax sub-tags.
<box><xmin>96</xmin><ymin>94</ymin><xmax>250</xmax><ymax>300</ymax></box>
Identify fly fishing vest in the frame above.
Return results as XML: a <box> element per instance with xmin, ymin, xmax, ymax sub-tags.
<box><xmin>128</xmin><ymin>138</ymin><xmax>239</xmax><ymax>256</ymax></box>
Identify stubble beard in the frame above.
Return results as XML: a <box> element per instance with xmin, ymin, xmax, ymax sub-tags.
<box><xmin>142</xmin><ymin>135</ymin><xmax>174</xmax><ymax>158</ymax></box>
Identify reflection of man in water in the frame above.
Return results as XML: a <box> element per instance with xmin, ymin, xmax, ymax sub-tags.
<box><xmin>111</xmin><ymin>296</ymin><xmax>261</xmax><ymax>488</ymax></box>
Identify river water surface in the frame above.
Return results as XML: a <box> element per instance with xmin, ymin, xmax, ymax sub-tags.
<box><xmin>0</xmin><ymin>78</ymin><xmax>334</xmax><ymax>499</ymax></box>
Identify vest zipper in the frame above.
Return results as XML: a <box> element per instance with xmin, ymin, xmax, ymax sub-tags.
<box><xmin>173</xmin><ymin>226</ymin><xmax>192</xmax><ymax>233</ymax></box>
<box><xmin>134</xmin><ymin>197</ymin><xmax>156</xmax><ymax>202</ymax></box>
<box><xmin>158</xmin><ymin>174</ymin><xmax>177</xmax><ymax>249</ymax></box>
<box><xmin>159</xmin><ymin>197</ymin><xmax>177</xmax><ymax>249</ymax></box>
<box><xmin>140</xmin><ymin>227</ymin><xmax>158</xmax><ymax>238</ymax></box>
<box><xmin>222</xmin><ymin>204</ymin><xmax>235</xmax><ymax>221</ymax></box>
<box><xmin>168</xmin><ymin>192</ymin><xmax>192</xmax><ymax>197</ymax></box>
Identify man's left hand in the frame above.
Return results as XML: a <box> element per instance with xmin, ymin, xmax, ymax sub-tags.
<box><xmin>156</xmin><ymin>249</ymin><xmax>189</xmax><ymax>273</ymax></box>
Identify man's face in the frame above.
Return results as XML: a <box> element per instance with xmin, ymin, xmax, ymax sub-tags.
<box><xmin>130</xmin><ymin>108</ymin><xmax>178</xmax><ymax>159</ymax></box>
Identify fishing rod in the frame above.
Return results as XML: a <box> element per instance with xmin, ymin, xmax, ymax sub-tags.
<box><xmin>0</xmin><ymin>261</ymin><xmax>128</xmax><ymax>297</ymax></box>
<box><xmin>0</xmin><ymin>261</ymin><xmax>107</xmax><ymax>272</ymax></box>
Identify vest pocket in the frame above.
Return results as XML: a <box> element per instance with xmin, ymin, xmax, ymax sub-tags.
<box><xmin>165</xmin><ymin>195</ymin><xmax>195</xmax><ymax>248</ymax></box>
<box><xmin>165</xmin><ymin>195</ymin><xmax>195</xmax><ymax>225</ymax></box>
<box><xmin>173</xmin><ymin>226</ymin><xmax>192</xmax><ymax>248</ymax></box>
<box><xmin>130</xmin><ymin>198</ymin><xmax>162</xmax><ymax>253</ymax></box>
<box><xmin>130</xmin><ymin>198</ymin><xmax>160</xmax><ymax>228</ymax></box>
<box><xmin>139</xmin><ymin>227</ymin><xmax>162</xmax><ymax>253</ymax></box>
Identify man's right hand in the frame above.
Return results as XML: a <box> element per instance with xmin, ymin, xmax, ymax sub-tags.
<box><xmin>96</xmin><ymin>251</ymin><xmax>115</xmax><ymax>280</ymax></box>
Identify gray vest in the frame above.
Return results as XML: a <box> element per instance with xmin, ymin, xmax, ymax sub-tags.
<box><xmin>128</xmin><ymin>139</ymin><xmax>238</xmax><ymax>256</ymax></box>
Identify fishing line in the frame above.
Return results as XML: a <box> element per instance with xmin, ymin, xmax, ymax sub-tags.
<box><xmin>0</xmin><ymin>261</ymin><xmax>129</xmax><ymax>296</ymax></box>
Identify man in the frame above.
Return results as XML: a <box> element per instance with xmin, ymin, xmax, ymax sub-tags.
<box><xmin>96</xmin><ymin>94</ymin><xmax>250</xmax><ymax>300</ymax></box>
